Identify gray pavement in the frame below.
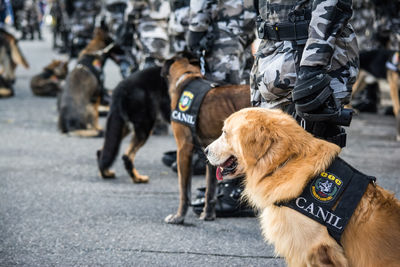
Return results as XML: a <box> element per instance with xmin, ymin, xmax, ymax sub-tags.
<box><xmin>1</xmin><ymin>27</ymin><xmax>399</xmax><ymax>267</ymax></box>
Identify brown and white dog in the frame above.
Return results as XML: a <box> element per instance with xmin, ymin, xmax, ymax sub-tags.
<box><xmin>58</xmin><ymin>27</ymin><xmax>113</xmax><ymax>137</ymax></box>
<box><xmin>0</xmin><ymin>28</ymin><xmax>29</xmax><ymax>98</ymax></box>
<box><xmin>30</xmin><ymin>59</ymin><xmax>68</xmax><ymax>97</ymax></box>
<box><xmin>205</xmin><ymin>107</ymin><xmax>400</xmax><ymax>267</ymax></box>
<box><xmin>163</xmin><ymin>57</ymin><xmax>251</xmax><ymax>224</ymax></box>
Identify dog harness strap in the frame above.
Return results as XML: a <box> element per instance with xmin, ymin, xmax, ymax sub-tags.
<box><xmin>40</xmin><ymin>69</ymin><xmax>55</xmax><ymax>79</ymax></box>
<box><xmin>276</xmin><ymin>157</ymin><xmax>376</xmax><ymax>245</ymax></box>
<box><xmin>327</xmin><ymin>158</ymin><xmax>376</xmax><ymax>243</ymax></box>
<box><xmin>171</xmin><ymin>78</ymin><xmax>214</xmax><ymax>131</ymax></box>
<box><xmin>77</xmin><ymin>55</ymin><xmax>104</xmax><ymax>85</ymax></box>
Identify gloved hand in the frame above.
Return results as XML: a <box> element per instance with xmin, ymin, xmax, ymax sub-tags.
<box><xmin>187</xmin><ymin>30</ymin><xmax>207</xmax><ymax>55</ymax></box>
<box><xmin>292</xmin><ymin>66</ymin><xmax>339</xmax><ymax>122</ymax></box>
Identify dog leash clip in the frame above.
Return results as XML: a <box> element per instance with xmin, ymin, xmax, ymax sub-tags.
<box><xmin>200</xmin><ymin>50</ymin><xmax>206</xmax><ymax>76</ymax></box>
<box><xmin>300</xmin><ymin>118</ymin><xmax>306</xmax><ymax>129</ymax></box>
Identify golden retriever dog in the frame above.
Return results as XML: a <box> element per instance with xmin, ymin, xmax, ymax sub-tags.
<box><xmin>58</xmin><ymin>27</ymin><xmax>113</xmax><ymax>137</ymax></box>
<box><xmin>163</xmin><ymin>57</ymin><xmax>251</xmax><ymax>224</ymax></box>
<box><xmin>205</xmin><ymin>107</ymin><xmax>400</xmax><ymax>267</ymax></box>
<box><xmin>0</xmin><ymin>28</ymin><xmax>29</xmax><ymax>98</ymax></box>
<box><xmin>30</xmin><ymin>59</ymin><xmax>68</xmax><ymax>97</ymax></box>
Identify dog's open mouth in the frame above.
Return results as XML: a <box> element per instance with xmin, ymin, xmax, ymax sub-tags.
<box><xmin>216</xmin><ymin>156</ymin><xmax>238</xmax><ymax>180</ymax></box>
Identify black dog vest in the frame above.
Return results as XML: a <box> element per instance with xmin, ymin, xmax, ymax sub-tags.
<box><xmin>276</xmin><ymin>157</ymin><xmax>376</xmax><ymax>244</ymax></box>
<box><xmin>77</xmin><ymin>54</ymin><xmax>104</xmax><ymax>84</ymax></box>
<box><xmin>171</xmin><ymin>78</ymin><xmax>215</xmax><ymax>133</ymax></box>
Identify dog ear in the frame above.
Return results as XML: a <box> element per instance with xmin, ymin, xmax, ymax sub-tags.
<box><xmin>237</xmin><ymin>124</ymin><xmax>273</xmax><ymax>167</ymax></box>
<box><xmin>161</xmin><ymin>59</ymin><xmax>174</xmax><ymax>79</ymax></box>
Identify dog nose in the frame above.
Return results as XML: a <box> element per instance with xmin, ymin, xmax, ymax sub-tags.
<box><xmin>204</xmin><ymin>147</ymin><xmax>209</xmax><ymax>156</ymax></box>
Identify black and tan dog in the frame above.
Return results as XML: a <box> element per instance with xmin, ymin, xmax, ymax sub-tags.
<box><xmin>96</xmin><ymin>66</ymin><xmax>170</xmax><ymax>183</ymax></box>
<box><xmin>0</xmin><ymin>28</ymin><xmax>29</xmax><ymax>98</ymax></box>
<box><xmin>58</xmin><ymin>27</ymin><xmax>114</xmax><ymax>137</ymax></box>
<box><xmin>30</xmin><ymin>59</ymin><xmax>68</xmax><ymax>97</ymax></box>
<box><xmin>352</xmin><ymin>49</ymin><xmax>400</xmax><ymax>141</ymax></box>
<box><xmin>163</xmin><ymin>57</ymin><xmax>251</xmax><ymax>224</ymax></box>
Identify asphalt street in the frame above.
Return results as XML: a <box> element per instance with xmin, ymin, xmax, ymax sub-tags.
<box><xmin>1</xmin><ymin>27</ymin><xmax>399</xmax><ymax>267</ymax></box>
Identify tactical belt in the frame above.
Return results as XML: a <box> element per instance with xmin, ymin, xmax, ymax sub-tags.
<box><xmin>275</xmin><ymin>157</ymin><xmax>376</xmax><ymax>245</ymax></box>
<box><xmin>257</xmin><ymin>20</ymin><xmax>310</xmax><ymax>41</ymax></box>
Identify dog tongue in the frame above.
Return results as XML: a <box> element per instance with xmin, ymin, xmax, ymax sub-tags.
<box><xmin>216</xmin><ymin>167</ymin><xmax>223</xmax><ymax>181</ymax></box>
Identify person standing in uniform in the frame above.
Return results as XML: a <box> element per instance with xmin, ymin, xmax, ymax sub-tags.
<box><xmin>129</xmin><ymin>0</ymin><xmax>171</xmax><ymax>69</ymax></box>
<box><xmin>20</xmin><ymin>0</ymin><xmax>41</xmax><ymax>40</ymax></box>
<box><xmin>251</xmin><ymin>0</ymin><xmax>359</xmax><ymax>148</ymax></box>
<box><xmin>187</xmin><ymin>0</ymin><xmax>256</xmax><ymax>85</ymax></box>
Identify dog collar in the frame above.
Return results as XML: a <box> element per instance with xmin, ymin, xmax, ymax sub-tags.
<box><xmin>275</xmin><ymin>157</ymin><xmax>376</xmax><ymax>245</ymax></box>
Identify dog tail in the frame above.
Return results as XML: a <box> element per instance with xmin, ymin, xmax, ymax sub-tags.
<box><xmin>97</xmin><ymin>107</ymin><xmax>126</xmax><ymax>172</ymax></box>
<box><xmin>10</xmin><ymin>38</ymin><xmax>29</xmax><ymax>69</ymax></box>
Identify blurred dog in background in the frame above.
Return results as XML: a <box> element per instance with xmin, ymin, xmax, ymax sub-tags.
<box><xmin>30</xmin><ymin>59</ymin><xmax>68</xmax><ymax>97</ymax></box>
<box><xmin>58</xmin><ymin>26</ymin><xmax>114</xmax><ymax>137</ymax></box>
<box><xmin>0</xmin><ymin>28</ymin><xmax>29</xmax><ymax>98</ymax></box>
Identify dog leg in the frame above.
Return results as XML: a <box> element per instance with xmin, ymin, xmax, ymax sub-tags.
<box><xmin>97</xmin><ymin>109</ymin><xmax>129</xmax><ymax>178</ymax></box>
<box><xmin>122</xmin><ymin>125</ymin><xmax>152</xmax><ymax>183</ymax></box>
<box><xmin>387</xmin><ymin>70</ymin><xmax>400</xmax><ymax>141</ymax></box>
<box><xmin>351</xmin><ymin>70</ymin><xmax>369</xmax><ymax>98</ymax></box>
<box><xmin>68</xmin><ymin>129</ymin><xmax>103</xmax><ymax>138</ymax></box>
<box><xmin>199</xmin><ymin>164</ymin><xmax>217</xmax><ymax>221</ymax></box>
<box><xmin>165</xmin><ymin>125</ymin><xmax>194</xmax><ymax>224</ymax></box>
<box><xmin>306</xmin><ymin>244</ymin><xmax>349</xmax><ymax>267</ymax></box>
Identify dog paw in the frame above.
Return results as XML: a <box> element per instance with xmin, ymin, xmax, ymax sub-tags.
<box><xmin>199</xmin><ymin>211</ymin><xmax>216</xmax><ymax>221</ymax></box>
<box><xmin>133</xmin><ymin>175</ymin><xmax>149</xmax><ymax>183</ymax></box>
<box><xmin>164</xmin><ymin>214</ymin><xmax>184</xmax><ymax>224</ymax></box>
<box><xmin>100</xmin><ymin>170</ymin><xmax>115</xmax><ymax>179</ymax></box>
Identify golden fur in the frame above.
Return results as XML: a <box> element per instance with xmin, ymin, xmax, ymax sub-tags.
<box><xmin>206</xmin><ymin>107</ymin><xmax>400</xmax><ymax>267</ymax></box>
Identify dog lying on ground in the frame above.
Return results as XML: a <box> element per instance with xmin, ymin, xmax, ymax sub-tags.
<box><xmin>96</xmin><ymin>66</ymin><xmax>170</xmax><ymax>183</ymax></box>
<box><xmin>352</xmin><ymin>49</ymin><xmax>400</xmax><ymax>141</ymax></box>
<box><xmin>30</xmin><ymin>59</ymin><xmax>68</xmax><ymax>97</ymax></box>
<box><xmin>0</xmin><ymin>28</ymin><xmax>29</xmax><ymax>98</ymax></box>
<box><xmin>205</xmin><ymin>107</ymin><xmax>400</xmax><ymax>267</ymax></box>
<box><xmin>58</xmin><ymin>27</ymin><xmax>114</xmax><ymax>137</ymax></box>
<box><xmin>163</xmin><ymin>57</ymin><xmax>251</xmax><ymax>224</ymax></box>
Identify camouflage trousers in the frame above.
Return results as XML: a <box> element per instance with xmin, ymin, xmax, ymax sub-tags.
<box><xmin>204</xmin><ymin>36</ymin><xmax>252</xmax><ymax>85</ymax></box>
<box><xmin>137</xmin><ymin>19</ymin><xmax>171</xmax><ymax>69</ymax></box>
<box><xmin>168</xmin><ymin>6</ymin><xmax>190</xmax><ymax>55</ymax></box>
<box><xmin>250</xmin><ymin>26</ymin><xmax>359</xmax><ymax>108</ymax></box>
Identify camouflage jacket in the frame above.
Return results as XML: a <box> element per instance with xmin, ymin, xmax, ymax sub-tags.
<box><xmin>189</xmin><ymin>0</ymin><xmax>256</xmax><ymax>46</ymax></box>
<box><xmin>130</xmin><ymin>0</ymin><xmax>171</xmax><ymax>21</ymax></box>
<box><xmin>251</xmin><ymin>0</ymin><xmax>359</xmax><ymax>108</ymax></box>
<box><xmin>257</xmin><ymin>0</ymin><xmax>354</xmax><ymax>67</ymax></box>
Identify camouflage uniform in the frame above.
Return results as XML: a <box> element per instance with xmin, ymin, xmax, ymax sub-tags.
<box><xmin>21</xmin><ymin>0</ymin><xmax>42</xmax><ymax>40</ymax></box>
<box><xmin>168</xmin><ymin>0</ymin><xmax>190</xmax><ymax>55</ymax></box>
<box><xmin>374</xmin><ymin>0</ymin><xmax>400</xmax><ymax>51</ymax></box>
<box><xmin>130</xmin><ymin>0</ymin><xmax>171</xmax><ymax>69</ymax></box>
<box><xmin>350</xmin><ymin>0</ymin><xmax>379</xmax><ymax>52</ymax></box>
<box><xmin>251</xmin><ymin>0</ymin><xmax>359</xmax><ymax>109</ymax></box>
<box><xmin>188</xmin><ymin>0</ymin><xmax>256</xmax><ymax>84</ymax></box>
